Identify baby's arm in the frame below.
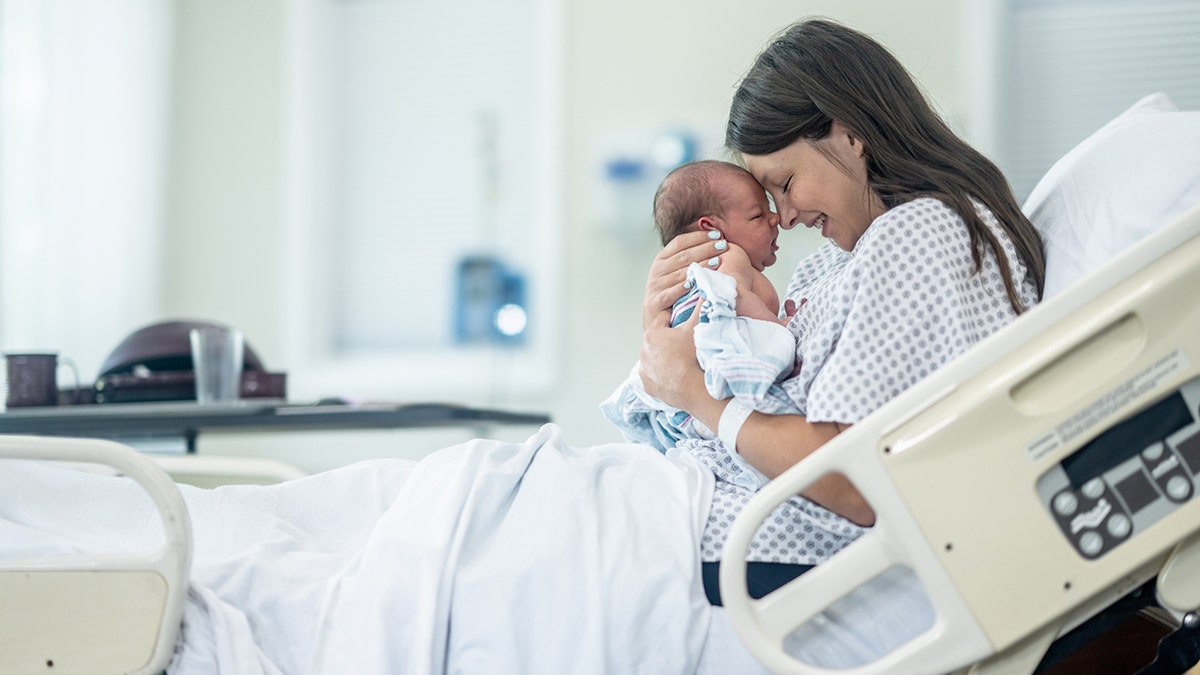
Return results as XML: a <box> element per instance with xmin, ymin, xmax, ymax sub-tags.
<box><xmin>721</xmin><ymin>245</ymin><xmax>786</xmax><ymax>324</ymax></box>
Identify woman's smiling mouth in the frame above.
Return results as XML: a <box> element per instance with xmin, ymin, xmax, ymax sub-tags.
<box><xmin>810</xmin><ymin>214</ymin><xmax>828</xmax><ymax>236</ymax></box>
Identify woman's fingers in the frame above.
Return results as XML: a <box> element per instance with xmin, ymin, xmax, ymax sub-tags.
<box><xmin>639</xmin><ymin>307</ymin><xmax>702</xmax><ymax>400</ymax></box>
<box><xmin>651</xmin><ymin>307</ymin><xmax>675</xmax><ymax>331</ymax></box>
<box><xmin>643</xmin><ymin>272</ymin><xmax>690</xmax><ymax>330</ymax></box>
<box><xmin>642</xmin><ymin>230</ymin><xmax>726</xmax><ymax>328</ymax></box>
<box><xmin>662</xmin><ymin>229</ymin><xmax>727</xmax><ymax>266</ymax></box>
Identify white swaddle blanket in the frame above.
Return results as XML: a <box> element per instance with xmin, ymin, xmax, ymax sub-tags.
<box><xmin>691</xmin><ymin>264</ymin><xmax>799</xmax><ymax>405</ymax></box>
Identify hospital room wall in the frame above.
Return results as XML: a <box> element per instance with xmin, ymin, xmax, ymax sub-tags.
<box><xmin>554</xmin><ymin>0</ymin><xmax>968</xmax><ymax>447</ymax></box>
<box><xmin>158</xmin><ymin>0</ymin><xmax>969</xmax><ymax>463</ymax></box>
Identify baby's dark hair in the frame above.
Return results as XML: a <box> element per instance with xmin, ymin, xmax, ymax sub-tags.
<box><xmin>652</xmin><ymin>160</ymin><xmax>751</xmax><ymax>247</ymax></box>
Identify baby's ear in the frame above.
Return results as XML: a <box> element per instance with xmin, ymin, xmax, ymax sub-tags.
<box><xmin>697</xmin><ymin>216</ymin><xmax>719</xmax><ymax>232</ymax></box>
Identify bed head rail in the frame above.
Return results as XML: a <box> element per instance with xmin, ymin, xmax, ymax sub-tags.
<box><xmin>0</xmin><ymin>435</ymin><xmax>191</xmax><ymax>675</ymax></box>
<box><xmin>721</xmin><ymin>203</ymin><xmax>1200</xmax><ymax>674</ymax></box>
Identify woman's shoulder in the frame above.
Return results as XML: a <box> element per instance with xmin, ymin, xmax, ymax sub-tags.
<box><xmin>856</xmin><ymin>197</ymin><xmax>982</xmax><ymax>254</ymax></box>
<box><xmin>869</xmin><ymin>197</ymin><xmax>968</xmax><ymax>235</ymax></box>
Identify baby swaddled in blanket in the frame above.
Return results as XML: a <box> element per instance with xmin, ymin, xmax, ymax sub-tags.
<box><xmin>601</xmin><ymin>262</ymin><xmax>800</xmax><ymax>490</ymax></box>
<box><xmin>601</xmin><ymin>160</ymin><xmax>801</xmax><ymax>491</ymax></box>
<box><xmin>597</xmin><ymin>260</ymin><xmax>796</xmax><ymax>485</ymax></box>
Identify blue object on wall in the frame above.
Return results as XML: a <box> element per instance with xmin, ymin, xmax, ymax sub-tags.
<box><xmin>454</xmin><ymin>255</ymin><xmax>528</xmax><ymax>345</ymax></box>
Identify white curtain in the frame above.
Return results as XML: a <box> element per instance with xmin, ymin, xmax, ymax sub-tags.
<box><xmin>0</xmin><ymin>0</ymin><xmax>173</xmax><ymax>383</ymax></box>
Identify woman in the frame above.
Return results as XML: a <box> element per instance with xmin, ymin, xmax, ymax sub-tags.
<box><xmin>639</xmin><ymin>18</ymin><xmax>1045</xmax><ymax>599</ymax></box>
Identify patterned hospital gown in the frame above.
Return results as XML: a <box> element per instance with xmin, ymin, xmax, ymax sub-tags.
<box><xmin>697</xmin><ymin>197</ymin><xmax>1040</xmax><ymax>564</ymax></box>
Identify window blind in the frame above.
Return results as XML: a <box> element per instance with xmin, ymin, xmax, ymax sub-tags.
<box><xmin>327</xmin><ymin>0</ymin><xmax>544</xmax><ymax>352</ymax></box>
<box><xmin>1003</xmin><ymin>0</ymin><xmax>1200</xmax><ymax>202</ymax></box>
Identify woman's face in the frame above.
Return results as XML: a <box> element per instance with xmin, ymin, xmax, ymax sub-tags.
<box><xmin>744</xmin><ymin>122</ymin><xmax>885</xmax><ymax>252</ymax></box>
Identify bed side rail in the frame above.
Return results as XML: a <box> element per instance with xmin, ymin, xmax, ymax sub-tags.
<box><xmin>722</xmin><ymin>204</ymin><xmax>1200</xmax><ymax>675</ymax></box>
<box><xmin>0</xmin><ymin>435</ymin><xmax>191</xmax><ymax>675</ymax></box>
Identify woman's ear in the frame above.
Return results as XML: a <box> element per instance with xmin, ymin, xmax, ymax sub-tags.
<box><xmin>831</xmin><ymin>120</ymin><xmax>866</xmax><ymax>159</ymax></box>
<box><xmin>842</xmin><ymin>130</ymin><xmax>866</xmax><ymax>159</ymax></box>
<box><xmin>847</xmin><ymin>133</ymin><xmax>866</xmax><ymax>158</ymax></box>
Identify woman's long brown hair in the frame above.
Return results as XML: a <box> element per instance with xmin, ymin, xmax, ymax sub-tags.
<box><xmin>727</xmin><ymin>18</ymin><xmax>1045</xmax><ymax>311</ymax></box>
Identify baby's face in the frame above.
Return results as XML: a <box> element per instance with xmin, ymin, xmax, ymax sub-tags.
<box><xmin>715</xmin><ymin>172</ymin><xmax>781</xmax><ymax>271</ymax></box>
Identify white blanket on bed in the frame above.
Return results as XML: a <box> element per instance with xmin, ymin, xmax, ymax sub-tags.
<box><xmin>0</xmin><ymin>425</ymin><xmax>718</xmax><ymax>674</ymax></box>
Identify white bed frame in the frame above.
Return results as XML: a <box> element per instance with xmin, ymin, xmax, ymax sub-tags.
<box><xmin>722</xmin><ymin>204</ymin><xmax>1200</xmax><ymax>674</ymax></box>
<box><xmin>0</xmin><ymin>435</ymin><xmax>190</xmax><ymax>675</ymax></box>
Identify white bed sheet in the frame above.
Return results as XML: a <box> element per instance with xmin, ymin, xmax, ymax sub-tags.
<box><xmin>0</xmin><ymin>423</ymin><xmax>933</xmax><ymax>673</ymax></box>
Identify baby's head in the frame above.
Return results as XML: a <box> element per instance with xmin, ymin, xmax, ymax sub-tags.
<box><xmin>652</xmin><ymin>160</ymin><xmax>781</xmax><ymax>270</ymax></box>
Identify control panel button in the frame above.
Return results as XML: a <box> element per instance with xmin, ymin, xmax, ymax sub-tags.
<box><xmin>1053</xmin><ymin>491</ymin><xmax>1079</xmax><ymax>516</ymax></box>
<box><xmin>1143</xmin><ymin>442</ymin><xmax>1165</xmax><ymax>462</ymax></box>
<box><xmin>1079</xmin><ymin>531</ymin><xmax>1104</xmax><ymax>557</ymax></box>
<box><xmin>1082</xmin><ymin>478</ymin><xmax>1106</xmax><ymax>500</ymax></box>
<box><xmin>1106</xmin><ymin>513</ymin><xmax>1132</xmax><ymax>538</ymax></box>
<box><xmin>1167</xmin><ymin>475</ymin><xmax>1192</xmax><ymax>501</ymax></box>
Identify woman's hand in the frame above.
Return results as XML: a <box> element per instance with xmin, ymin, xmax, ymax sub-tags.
<box><xmin>638</xmin><ymin>306</ymin><xmax>708</xmax><ymax>412</ymax></box>
<box><xmin>642</xmin><ymin>230</ymin><xmax>727</xmax><ymax>330</ymax></box>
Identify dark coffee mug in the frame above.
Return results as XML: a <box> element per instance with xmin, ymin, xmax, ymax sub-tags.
<box><xmin>4</xmin><ymin>353</ymin><xmax>78</xmax><ymax>408</ymax></box>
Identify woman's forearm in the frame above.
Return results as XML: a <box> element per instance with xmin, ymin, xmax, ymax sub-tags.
<box><xmin>692</xmin><ymin>399</ymin><xmax>876</xmax><ymax>526</ymax></box>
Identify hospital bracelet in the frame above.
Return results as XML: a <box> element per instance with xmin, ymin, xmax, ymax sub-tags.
<box><xmin>718</xmin><ymin>400</ymin><xmax>754</xmax><ymax>453</ymax></box>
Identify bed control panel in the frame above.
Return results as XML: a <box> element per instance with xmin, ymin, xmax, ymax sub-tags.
<box><xmin>1037</xmin><ymin>377</ymin><xmax>1200</xmax><ymax>560</ymax></box>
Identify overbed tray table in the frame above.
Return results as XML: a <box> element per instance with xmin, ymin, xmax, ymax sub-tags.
<box><xmin>0</xmin><ymin>400</ymin><xmax>552</xmax><ymax>452</ymax></box>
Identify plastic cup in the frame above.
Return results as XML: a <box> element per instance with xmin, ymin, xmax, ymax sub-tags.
<box><xmin>189</xmin><ymin>327</ymin><xmax>244</xmax><ymax>404</ymax></box>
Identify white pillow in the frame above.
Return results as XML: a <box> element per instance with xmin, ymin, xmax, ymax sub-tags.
<box><xmin>1022</xmin><ymin>93</ymin><xmax>1200</xmax><ymax>297</ymax></box>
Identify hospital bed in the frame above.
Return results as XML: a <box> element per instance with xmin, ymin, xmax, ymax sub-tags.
<box><xmin>2</xmin><ymin>94</ymin><xmax>1198</xmax><ymax>675</ymax></box>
